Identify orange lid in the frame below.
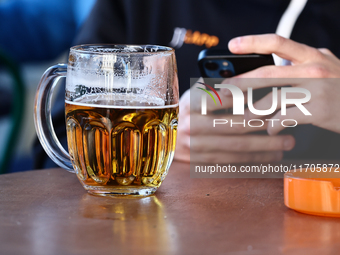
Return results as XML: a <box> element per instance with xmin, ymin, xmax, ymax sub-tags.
<box><xmin>284</xmin><ymin>168</ymin><xmax>340</xmax><ymax>217</ymax></box>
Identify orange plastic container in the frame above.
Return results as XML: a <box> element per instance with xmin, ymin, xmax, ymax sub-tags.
<box><xmin>284</xmin><ymin>168</ymin><xmax>340</xmax><ymax>217</ymax></box>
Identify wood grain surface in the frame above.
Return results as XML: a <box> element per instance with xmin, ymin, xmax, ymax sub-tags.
<box><xmin>0</xmin><ymin>161</ymin><xmax>339</xmax><ymax>255</ymax></box>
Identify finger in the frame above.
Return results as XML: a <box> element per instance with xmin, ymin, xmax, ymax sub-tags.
<box><xmin>190</xmin><ymin>134</ymin><xmax>295</xmax><ymax>152</ymax></box>
<box><xmin>235</xmin><ymin>65</ymin><xmax>310</xmax><ymax>79</ymax></box>
<box><xmin>190</xmin><ymin>151</ymin><xmax>283</xmax><ymax>164</ymax></box>
<box><xmin>318</xmin><ymin>48</ymin><xmax>336</xmax><ymax>57</ymax></box>
<box><xmin>244</xmin><ymin>89</ymin><xmax>308</xmax><ymax>120</ymax></box>
<box><xmin>174</xmin><ymin>142</ymin><xmax>190</xmax><ymax>163</ymax></box>
<box><xmin>228</xmin><ymin>34</ymin><xmax>319</xmax><ymax>64</ymax></box>
<box><xmin>220</xmin><ymin>64</ymin><xmax>328</xmax><ymax>95</ymax></box>
<box><xmin>267</xmin><ymin>106</ymin><xmax>313</xmax><ymax>135</ymax></box>
<box><xmin>174</xmin><ymin>131</ymin><xmax>190</xmax><ymax>162</ymax></box>
<box><xmin>238</xmin><ymin>62</ymin><xmax>335</xmax><ymax>79</ymax></box>
<box><xmin>178</xmin><ymin>113</ymin><xmax>190</xmax><ymax>135</ymax></box>
<box><xmin>220</xmin><ymin>74</ymin><xmax>299</xmax><ymax>95</ymax></box>
<box><xmin>191</xmin><ymin>113</ymin><xmax>268</xmax><ymax>135</ymax></box>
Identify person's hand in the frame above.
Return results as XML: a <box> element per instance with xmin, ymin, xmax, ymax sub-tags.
<box><xmin>174</xmin><ymin>80</ymin><xmax>295</xmax><ymax>163</ymax></box>
<box><xmin>226</xmin><ymin>34</ymin><xmax>340</xmax><ymax>135</ymax></box>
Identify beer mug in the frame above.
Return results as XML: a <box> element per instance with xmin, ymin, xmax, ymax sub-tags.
<box><xmin>34</xmin><ymin>45</ymin><xmax>179</xmax><ymax>196</ymax></box>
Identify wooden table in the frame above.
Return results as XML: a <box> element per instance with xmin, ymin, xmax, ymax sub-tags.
<box><xmin>0</xmin><ymin>161</ymin><xmax>339</xmax><ymax>255</ymax></box>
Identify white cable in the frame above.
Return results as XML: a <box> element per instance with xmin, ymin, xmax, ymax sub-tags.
<box><xmin>274</xmin><ymin>0</ymin><xmax>308</xmax><ymax>65</ymax></box>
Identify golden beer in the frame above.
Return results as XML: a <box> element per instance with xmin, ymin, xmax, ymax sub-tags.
<box><xmin>35</xmin><ymin>44</ymin><xmax>178</xmax><ymax>196</ymax></box>
<box><xmin>65</xmin><ymin>94</ymin><xmax>178</xmax><ymax>196</ymax></box>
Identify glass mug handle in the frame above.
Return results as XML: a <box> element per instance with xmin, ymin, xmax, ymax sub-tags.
<box><xmin>34</xmin><ymin>63</ymin><xmax>74</xmax><ymax>172</ymax></box>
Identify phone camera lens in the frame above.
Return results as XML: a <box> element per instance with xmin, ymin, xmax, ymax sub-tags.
<box><xmin>219</xmin><ymin>69</ymin><xmax>233</xmax><ymax>78</ymax></box>
<box><xmin>205</xmin><ymin>61</ymin><xmax>218</xmax><ymax>71</ymax></box>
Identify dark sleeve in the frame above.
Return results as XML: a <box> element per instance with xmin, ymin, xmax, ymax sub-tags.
<box><xmin>73</xmin><ymin>0</ymin><xmax>127</xmax><ymax>45</ymax></box>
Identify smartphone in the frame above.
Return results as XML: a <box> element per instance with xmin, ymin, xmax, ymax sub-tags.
<box><xmin>198</xmin><ymin>49</ymin><xmax>275</xmax><ymax>101</ymax></box>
